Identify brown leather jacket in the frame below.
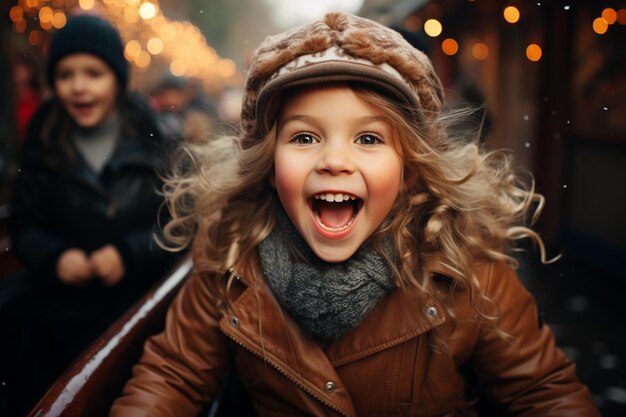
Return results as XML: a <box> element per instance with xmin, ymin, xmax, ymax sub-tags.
<box><xmin>110</xmin><ymin>258</ymin><xmax>599</xmax><ymax>417</ymax></box>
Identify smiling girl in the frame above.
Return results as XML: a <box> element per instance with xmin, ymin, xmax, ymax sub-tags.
<box><xmin>9</xmin><ymin>14</ymin><xmax>176</xmax><ymax>407</ymax></box>
<box><xmin>111</xmin><ymin>12</ymin><xmax>599</xmax><ymax>417</ymax></box>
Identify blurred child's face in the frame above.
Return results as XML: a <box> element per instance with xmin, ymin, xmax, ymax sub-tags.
<box><xmin>54</xmin><ymin>53</ymin><xmax>118</xmax><ymax>128</ymax></box>
<box><xmin>273</xmin><ymin>85</ymin><xmax>402</xmax><ymax>263</ymax></box>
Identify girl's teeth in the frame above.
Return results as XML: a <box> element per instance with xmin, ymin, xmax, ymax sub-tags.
<box><xmin>314</xmin><ymin>193</ymin><xmax>356</xmax><ymax>202</ymax></box>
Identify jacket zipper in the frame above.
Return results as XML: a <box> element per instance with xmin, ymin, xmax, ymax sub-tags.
<box><xmin>223</xmin><ymin>328</ymin><xmax>350</xmax><ymax>417</ymax></box>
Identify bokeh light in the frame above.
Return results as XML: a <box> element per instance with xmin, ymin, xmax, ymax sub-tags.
<box><xmin>441</xmin><ymin>38</ymin><xmax>458</xmax><ymax>55</ymax></box>
<box><xmin>602</xmin><ymin>8</ymin><xmax>617</xmax><ymax>25</ymax></box>
<box><xmin>52</xmin><ymin>11</ymin><xmax>67</xmax><ymax>29</ymax></box>
<box><xmin>503</xmin><ymin>6</ymin><xmax>520</xmax><ymax>24</ymax></box>
<box><xmin>7</xmin><ymin>0</ymin><xmax>244</xmax><ymax>92</ymax></box>
<box><xmin>147</xmin><ymin>37</ymin><xmax>164</xmax><ymax>55</ymax></box>
<box><xmin>78</xmin><ymin>0</ymin><xmax>95</xmax><ymax>10</ymax></box>
<box><xmin>472</xmin><ymin>42</ymin><xmax>489</xmax><ymax>60</ymax></box>
<box><xmin>10</xmin><ymin>6</ymin><xmax>24</xmax><ymax>22</ymax></box>
<box><xmin>593</xmin><ymin>17</ymin><xmax>609</xmax><ymax>34</ymax></box>
<box><xmin>170</xmin><ymin>59</ymin><xmax>187</xmax><ymax>76</ymax></box>
<box><xmin>134</xmin><ymin>50</ymin><xmax>151</xmax><ymax>69</ymax></box>
<box><xmin>404</xmin><ymin>15</ymin><xmax>421</xmax><ymax>32</ymax></box>
<box><xmin>424</xmin><ymin>19</ymin><xmax>442</xmax><ymax>37</ymax></box>
<box><xmin>526</xmin><ymin>44</ymin><xmax>542</xmax><ymax>61</ymax></box>
<box><xmin>139</xmin><ymin>2</ymin><xmax>157</xmax><ymax>20</ymax></box>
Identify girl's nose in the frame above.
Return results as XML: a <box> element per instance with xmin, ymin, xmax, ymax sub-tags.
<box><xmin>315</xmin><ymin>139</ymin><xmax>355</xmax><ymax>175</ymax></box>
<box><xmin>70</xmin><ymin>75</ymin><xmax>86</xmax><ymax>93</ymax></box>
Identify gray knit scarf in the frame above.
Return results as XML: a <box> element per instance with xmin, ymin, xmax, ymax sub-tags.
<box><xmin>258</xmin><ymin>210</ymin><xmax>394</xmax><ymax>344</ymax></box>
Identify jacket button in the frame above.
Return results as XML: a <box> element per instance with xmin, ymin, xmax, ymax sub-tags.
<box><xmin>230</xmin><ymin>316</ymin><xmax>240</xmax><ymax>327</ymax></box>
<box><xmin>426</xmin><ymin>306</ymin><xmax>438</xmax><ymax>318</ymax></box>
<box><xmin>325</xmin><ymin>381</ymin><xmax>336</xmax><ymax>392</ymax></box>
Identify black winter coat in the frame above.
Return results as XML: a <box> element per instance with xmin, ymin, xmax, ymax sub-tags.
<box><xmin>9</xmin><ymin>95</ymin><xmax>177</xmax><ymax>309</ymax></box>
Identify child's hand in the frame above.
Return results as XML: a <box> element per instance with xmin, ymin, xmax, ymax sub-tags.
<box><xmin>56</xmin><ymin>248</ymin><xmax>94</xmax><ymax>285</ymax></box>
<box><xmin>90</xmin><ymin>244</ymin><xmax>126</xmax><ymax>286</ymax></box>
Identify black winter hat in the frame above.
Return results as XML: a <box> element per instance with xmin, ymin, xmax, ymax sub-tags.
<box><xmin>46</xmin><ymin>15</ymin><xmax>129</xmax><ymax>88</ymax></box>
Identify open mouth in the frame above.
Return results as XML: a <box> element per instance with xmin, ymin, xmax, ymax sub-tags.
<box><xmin>73</xmin><ymin>102</ymin><xmax>95</xmax><ymax>113</ymax></box>
<box><xmin>312</xmin><ymin>192</ymin><xmax>363</xmax><ymax>231</ymax></box>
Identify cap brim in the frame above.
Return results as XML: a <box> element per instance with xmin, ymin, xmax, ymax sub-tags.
<box><xmin>255</xmin><ymin>61</ymin><xmax>420</xmax><ymax>136</ymax></box>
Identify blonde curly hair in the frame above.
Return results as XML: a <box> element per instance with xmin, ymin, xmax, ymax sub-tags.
<box><xmin>161</xmin><ymin>82</ymin><xmax>548</xmax><ymax>334</ymax></box>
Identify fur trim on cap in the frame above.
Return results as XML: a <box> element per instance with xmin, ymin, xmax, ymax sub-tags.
<box><xmin>241</xmin><ymin>11</ymin><xmax>444</xmax><ymax>142</ymax></box>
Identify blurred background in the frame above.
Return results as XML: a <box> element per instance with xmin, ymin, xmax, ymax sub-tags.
<box><xmin>0</xmin><ymin>0</ymin><xmax>625</xmax><ymax>416</ymax></box>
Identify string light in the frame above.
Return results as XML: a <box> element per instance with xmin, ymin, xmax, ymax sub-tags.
<box><xmin>441</xmin><ymin>38</ymin><xmax>458</xmax><ymax>55</ymax></box>
<box><xmin>601</xmin><ymin>8</ymin><xmax>617</xmax><ymax>25</ymax></box>
<box><xmin>424</xmin><ymin>19</ymin><xmax>442</xmax><ymax>37</ymax></box>
<box><xmin>6</xmin><ymin>0</ymin><xmax>242</xmax><ymax>92</ymax></box>
<box><xmin>593</xmin><ymin>17</ymin><xmax>609</xmax><ymax>34</ymax></box>
<box><xmin>503</xmin><ymin>6</ymin><xmax>520</xmax><ymax>24</ymax></box>
<box><xmin>472</xmin><ymin>43</ymin><xmax>489</xmax><ymax>60</ymax></box>
<box><xmin>526</xmin><ymin>44</ymin><xmax>542</xmax><ymax>61</ymax></box>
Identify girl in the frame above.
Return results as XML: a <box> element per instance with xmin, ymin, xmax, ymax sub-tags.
<box><xmin>9</xmin><ymin>14</ymin><xmax>177</xmax><ymax>409</ymax></box>
<box><xmin>111</xmin><ymin>12</ymin><xmax>599</xmax><ymax>417</ymax></box>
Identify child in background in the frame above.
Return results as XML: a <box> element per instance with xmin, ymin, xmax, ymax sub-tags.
<box><xmin>9</xmin><ymin>14</ymin><xmax>177</xmax><ymax>410</ymax></box>
<box><xmin>111</xmin><ymin>12</ymin><xmax>599</xmax><ymax>417</ymax></box>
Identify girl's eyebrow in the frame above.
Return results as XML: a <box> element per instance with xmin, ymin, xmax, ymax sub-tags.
<box><xmin>278</xmin><ymin>114</ymin><xmax>387</xmax><ymax>129</ymax></box>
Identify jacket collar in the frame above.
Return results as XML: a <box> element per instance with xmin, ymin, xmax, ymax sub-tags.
<box><xmin>218</xmin><ymin>255</ymin><xmax>452</xmax><ymax>416</ymax></box>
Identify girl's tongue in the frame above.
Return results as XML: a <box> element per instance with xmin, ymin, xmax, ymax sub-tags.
<box><xmin>318</xmin><ymin>201</ymin><xmax>355</xmax><ymax>228</ymax></box>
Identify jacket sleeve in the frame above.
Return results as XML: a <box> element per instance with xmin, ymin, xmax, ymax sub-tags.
<box><xmin>9</xmin><ymin>143</ymin><xmax>70</xmax><ymax>277</ymax></box>
<box><xmin>470</xmin><ymin>262</ymin><xmax>600</xmax><ymax>416</ymax></box>
<box><xmin>109</xmin><ymin>269</ymin><xmax>231</xmax><ymax>417</ymax></box>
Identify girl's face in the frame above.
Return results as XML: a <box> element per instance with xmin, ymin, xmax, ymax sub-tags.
<box><xmin>272</xmin><ymin>85</ymin><xmax>403</xmax><ymax>263</ymax></box>
<box><xmin>54</xmin><ymin>53</ymin><xmax>118</xmax><ymax>128</ymax></box>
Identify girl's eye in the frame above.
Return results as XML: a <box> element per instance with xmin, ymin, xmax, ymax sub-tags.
<box><xmin>290</xmin><ymin>133</ymin><xmax>318</xmax><ymax>145</ymax></box>
<box><xmin>355</xmin><ymin>133</ymin><xmax>383</xmax><ymax>145</ymax></box>
<box><xmin>55</xmin><ymin>71</ymin><xmax>72</xmax><ymax>80</ymax></box>
<box><xmin>86</xmin><ymin>69</ymin><xmax>104</xmax><ymax>78</ymax></box>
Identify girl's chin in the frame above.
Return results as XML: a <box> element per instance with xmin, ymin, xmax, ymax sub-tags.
<box><xmin>307</xmin><ymin>237</ymin><xmax>361</xmax><ymax>263</ymax></box>
<box><xmin>312</xmin><ymin>248</ymin><xmax>355</xmax><ymax>263</ymax></box>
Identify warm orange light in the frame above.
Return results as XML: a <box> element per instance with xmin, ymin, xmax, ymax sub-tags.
<box><xmin>424</xmin><ymin>19</ymin><xmax>442</xmax><ymax>37</ymax></box>
<box><xmin>52</xmin><ymin>0</ymin><xmax>64</xmax><ymax>6</ymax></box>
<box><xmin>52</xmin><ymin>11</ymin><xmax>67</xmax><ymax>29</ymax></box>
<box><xmin>593</xmin><ymin>17</ymin><xmax>608</xmax><ymax>34</ymax></box>
<box><xmin>602</xmin><ymin>8</ymin><xmax>617</xmax><ymax>24</ymax></box>
<box><xmin>139</xmin><ymin>2</ymin><xmax>157</xmax><ymax>20</ymax></box>
<box><xmin>217</xmin><ymin>59</ymin><xmax>236</xmax><ymax>78</ymax></box>
<box><xmin>40</xmin><ymin>19</ymin><xmax>53</xmax><ymax>31</ymax></box>
<box><xmin>134</xmin><ymin>51</ymin><xmax>151</xmax><ymax>68</ymax></box>
<box><xmin>124</xmin><ymin>6</ymin><xmax>140</xmax><ymax>23</ymax></box>
<box><xmin>526</xmin><ymin>44</ymin><xmax>542</xmax><ymax>61</ymax></box>
<box><xmin>28</xmin><ymin>30</ymin><xmax>43</xmax><ymax>46</ymax></box>
<box><xmin>124</xmin><ymin>40</ymin><xmax>142</xmax><ymax>60</ymax></box>
<box><xmin>503</xmin><ymin>6</ymin><xmax>520</xmax><ymax>23</ymax></box>
<box><xmin>441</xmin><ymin>38</ymin><xmax>458</xmax><ymax>55</ymax></box>
<box><xmin>159</xmin><ymin>23</ymin><xmax>177</xmax><ymax>41</ymax></box>
<box><xmin>147</xmin><ymin>37</ymin><xmax>164</xmax><ymax>55</ymax></box>
<box><xmin>15</xmin><ymin>19</ymin><xmax>27</xmax><ymax>33</ymax></box>
<box><xmin>404</xmin><ymin>15</ymin><xmax>421</xmax><ymax>32</ymax></box>
<box><xmin>618</xmin><ymin>9</ymin><xmax>626</xmax><ymax>25</ymax></box>
<box><xmin>170</xmin><ymin>59</ymin><xmax>187</xmax><ymax>76</ymax></box>
<box><xmin>25</xmin><ymin>0</ymin><xmax>39</xmax><ymax>9</ymax></box>
<box><xmin>78</xmin><ymin>0</ymin><xmax>95</xmax><ymax>10</ymax></box>
<box><xmin>39</xmin><ymin>6</ymin><xmax>53</xmax><ymax>23</ymax></box>
<box><xmin>472</xmin><ymin>42</ymin><xmax>489</xmax><ymax>60</ymax></box>
<box><xmin>9</xmin><ymin>6</ymin><xmax>24</xmax><ymax>22</ymax></box>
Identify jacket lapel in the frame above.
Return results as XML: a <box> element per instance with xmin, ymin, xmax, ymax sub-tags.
<box><xmin>218</xmin><ymin>255</ymin><xmax>455</xmax><ymax>415</ymax></box>
<box><xmin>219</xmin><ymin>271</ymin><xmax>358</xmax><ymax>417</ymax></box>
<box><xmin>325</xmin><ymin>283</ymin><xmax>446</xmax><ymax>366</ymax></box>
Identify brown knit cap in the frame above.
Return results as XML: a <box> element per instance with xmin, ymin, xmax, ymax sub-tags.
<box><xmin>241</xmin><ymin>11</ymin><xmax>444</xmax><ymax>142</ymax></box>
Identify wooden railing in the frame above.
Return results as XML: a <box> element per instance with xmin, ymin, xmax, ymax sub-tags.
<box><xmin>26</xmin><ymin>255</ymin><xmax>193</xmax><ymax>417</ymax></box>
